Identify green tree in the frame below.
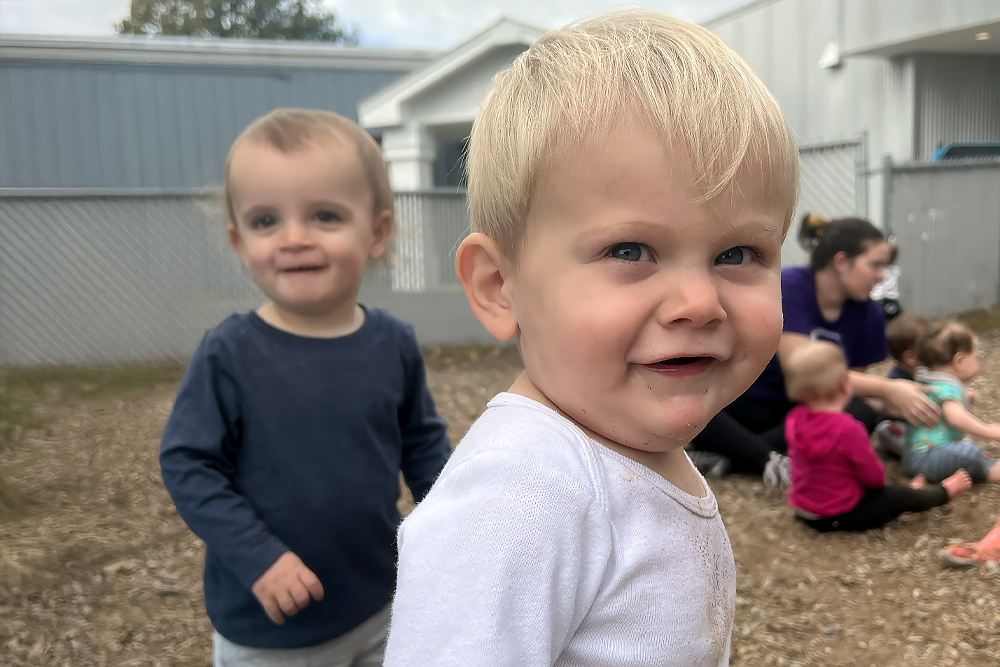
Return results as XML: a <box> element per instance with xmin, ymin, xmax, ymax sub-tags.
<box><xmin>116</xmin><ymin>0</ymin><xmax>358</xmax><ymax>43</ymax></box>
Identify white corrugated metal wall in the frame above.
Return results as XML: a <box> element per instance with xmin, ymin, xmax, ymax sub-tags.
<box><xmin>704</xmin><ymin>0</ymin><xmax>916</xmax><ymax>234</ymax></box>
<box><xmin>705</xmin><ymin>0</ymin><xmax>1000</xmax><ymax>231</ymax></box>
<box><xmin>914</xmin><ymin>54</ymin><xmax>1000</xmax><ymax>161</ymax></box>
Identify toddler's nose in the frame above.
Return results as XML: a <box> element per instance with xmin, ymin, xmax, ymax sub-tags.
<box><xmin>656</xmin><ymin>271</ymin><xmax>727</xmax><ymax>328</ymax></box>
<box><xmin>280</xmin><ymin>219</ymin><xmax>313</xmax><ymax>248</ymax></box>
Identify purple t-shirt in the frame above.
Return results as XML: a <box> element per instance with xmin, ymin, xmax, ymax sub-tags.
<box><xmin>748</xmin><ymin>266</ymin><xmax>888</xmax><ymax>402</ymax></box>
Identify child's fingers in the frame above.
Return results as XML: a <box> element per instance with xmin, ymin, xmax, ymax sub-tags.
<box><xmin>299</xmin><ymin>569</ymin><xmax>325</xmax><ymax>602</ymax></box>
<box><xmin>260</xmin><ymin>594</ymin><xmax>286</xmax><ymax>625</ymax></box>
<box><xmin>276</xmin><ymin>589</ymin><xmax>302</xmax><ymax>618</ymax></box>
<box><xmin>290</xmin><ymin>580</ymin><xmax>313</xmax><ymax>609</ymax></box>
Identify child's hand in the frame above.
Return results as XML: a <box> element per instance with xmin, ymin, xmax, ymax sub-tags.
<box><xmin>967</xmin><ymin>388</ymin><xmax>978</xmax><ymax>405</ymax></box>
<box><xmin>251</xmin><ymin>551</ymin><xmax>324</xmax><ymax>625</ymax></box>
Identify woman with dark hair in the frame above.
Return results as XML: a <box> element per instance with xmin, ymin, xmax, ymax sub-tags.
<box><xmin>689</xmin><ymin>214</ymin><xmax>940</xmax><ymax>487</ymax></box>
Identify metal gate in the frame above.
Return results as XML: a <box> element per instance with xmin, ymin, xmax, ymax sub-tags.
<box><xmin>783</xmin><ymin>135</ymin><xmax>869</xmax><ymax>266</ymax></box>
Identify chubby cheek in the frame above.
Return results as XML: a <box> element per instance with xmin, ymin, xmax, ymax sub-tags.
<box><xmin>326</xmin><ymin>234</ymin><xmax>370</xmax><ymax>276</ymax></box>
<box><xmin>729</xmin><ymin>287</ymin><xmax>783</xmax><ymax>364</ymax></box>
<box><xmin>518</xmin><ymin>277</ymin><xmax>627</xmax><ymax>386</ymax></box>
<box><xmin>332</xmin><ymin>247</ymin><xmax>366</xmax><ymax>279</ymax></box>
<box><xmin>241</xmin><ymin>247</ymin><xmax>274</xmax><ymax>278</ymax></box>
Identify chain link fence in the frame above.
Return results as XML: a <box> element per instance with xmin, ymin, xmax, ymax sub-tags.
<box><xmin>0</xmin><ymin>191</ymin><xmax>488</xmax><ymax>365</ymax></box>
<box><xmin>1</xmin><ymin>138</ymin><xmax>871</xmax><ymax>365</ymax></box>
<box><xmin>783</xmin><ymin>136</ymin><xmax>868</xmax><ymax>266</ymax></box>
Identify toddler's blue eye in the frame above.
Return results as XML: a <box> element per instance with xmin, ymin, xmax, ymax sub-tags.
<box><xmin>316</xmin><ymin>210</ymin><xmax>341</xmax><ymax>223</ymax></box>
<box><xmin>716</xmin><ymin>246</ymin><xmax>749</xmax><ymax>265</ymax></box>
<box><xmin>250</xmin><ymin>215</ymin><xmax>277</xmax><ymax>230</ymax></box>
<box><xmin>609</xmin><ymin>242</ymin><xmax>650</xmax><ymax>262</ymax></box>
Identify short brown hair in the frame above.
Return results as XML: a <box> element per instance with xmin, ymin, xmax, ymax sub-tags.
<box><xmin>886</xmin><ymin>244</ymin><xmax>899</xmax><ymax>265</ymax></box>
<box><xmin>224</xmin><ymin>108</ymin><xmax>393</xmax><ymax>226</ymax></box>
<box><xmin>916</xmin><ymin>321</ymin><xmax>976</xmax><ymax>369</ymax></box>
<box><xmin>886</xmin><ymin>314</ymin><xmax>928</xmax><ymax>361</ymax></box>
<box><xmin>784</xmin><ymin>341</ymin><xmax>848</xmax><ymax>404</ymax></box>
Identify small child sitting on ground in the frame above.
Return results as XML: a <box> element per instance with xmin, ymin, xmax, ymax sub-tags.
<box><xmin>874</xmin><ymin>314</ymin><xmax>929</xmax><ymax>457</ymax></box>
<box><xmin>785</xmin><ymin>341</ymin><xmax>970</xmax><ymax>532</ymax></box>
<box><xmin>905</xmin><ymin>320</ymin><xmax>1000</xmax><ymax>485</ymax></box>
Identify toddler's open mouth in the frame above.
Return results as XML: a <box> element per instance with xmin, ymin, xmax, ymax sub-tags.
<box><xmin>644</xmin><ymin>356</ymin><xmax>715</xmax><ymax>376</ymax></box>
<box><xmin>279</xmin><ymin>265</ymin><xmax>326</xmax><ymax>273</ymax></box>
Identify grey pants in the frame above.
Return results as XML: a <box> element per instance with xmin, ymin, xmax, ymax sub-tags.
<box><xmin>904</xmin><ymin>439</ymin><xmax>997</xmax><ymax>484</ymax></box>
<box><xmin>214</xmin><ymin>604</ymin><xmax>390</xmax><ymax>667</ymax></box>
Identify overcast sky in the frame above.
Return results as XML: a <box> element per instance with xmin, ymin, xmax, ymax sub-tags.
<box><xmin>0</xmin><ymin>0</ymin><xmax>746</xmax><ymax>48</ymax></box>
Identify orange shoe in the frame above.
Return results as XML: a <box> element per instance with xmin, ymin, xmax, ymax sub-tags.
<box><xmin>939</xmin><ymin>518</ymin><xmax>1000</xmax><ymax>567</ymax></box>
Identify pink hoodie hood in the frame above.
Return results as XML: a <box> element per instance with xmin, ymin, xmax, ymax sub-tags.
<box><xmin>786</xmin><ymin>406</ymin><xmax>855</xmax><ymax>458</ymax></box>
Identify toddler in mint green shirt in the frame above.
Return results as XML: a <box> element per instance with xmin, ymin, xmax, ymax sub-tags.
<box><xmin>904</xmin><ymin>321</ymin><xmax>999</xmax><ymax>485</ymax></box>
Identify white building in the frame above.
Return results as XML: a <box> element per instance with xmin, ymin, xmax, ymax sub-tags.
<box><xmin>359</xmin><ymin>19</ymin><xmax>542</xmax><ymax>191</ymax></box>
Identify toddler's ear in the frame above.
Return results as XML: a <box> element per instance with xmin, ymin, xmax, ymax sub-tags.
<box><xmin>369</xmin><ymin>210</ymin><xmax>393</xmax><ymax>259</ymax></box>
<box><xmin>228</xmin><ymin>224</ymin><xmax>250</xmax><ymax>267</ymax></box>
<box><xmin>840</xmin><ymin>371</ymin><xmax>852</xmax><ymax>397</ymax></box>
<box><xmin>456</xmin><ymin>233</ymin><xmax>518</xmax><ymax>342</ymax></box>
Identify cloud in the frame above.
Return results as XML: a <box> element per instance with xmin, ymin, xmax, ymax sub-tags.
<box><xmin>0</xmin><ymin>0</ymin><xmax>130</xmax><ymax>35</ymax></box>
<box><xmin>0</xmin><ymin>0</ymin><xmax>744</xmax><ymax>47</ymax></box>
<box><xmin>330</xmin><ymin>0</ymin><xmax>745</xmax><ymax>49</ymax></box>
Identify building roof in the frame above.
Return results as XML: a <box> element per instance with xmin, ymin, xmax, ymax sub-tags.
<box><xmin>358</xmin><ymin>18</ymin><xmax>544</xmax><ymax>129</ymax></box>
<box><xmin>700</xmin><ymin>0</ymin><xmax>783</xmax><ymax>28</ymax></box>
<box><xmin>0</xmin><ymin>34</ymin><xmax>439</xmax><ymax>71</ymax></box>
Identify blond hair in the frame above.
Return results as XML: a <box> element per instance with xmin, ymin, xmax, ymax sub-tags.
<box><xmin>916</xmin><ymin>320</ymin><xmax>976</xmax><ymax>369</ymax></box>
<box><xmin>784</xmin><ymin>341</ymin><xmax>848</xmax><ymax>404</ymax></box>
<box><xmin>468</xmin><ymin>9</ymin><xmax>800</xmax><ymax>261</ymax></box>
<box><xmin>224</xmin><ymin>108</ymin><xmax>393</xmax><ymax>226</ymax></box>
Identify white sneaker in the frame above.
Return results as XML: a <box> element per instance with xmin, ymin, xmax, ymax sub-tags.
<box><xmin>875</xmin><ymin>420</ymin><xmax>906</xmax><ymax>459</ymax></box>
<box><xmin>686</xmin><ymin>450</ymin><xmax>732</xmax><ymax>479</ymax></box>
<box><xmin>763</xmin><ymin>451</ymin><xmax>792</xmax><ymax>489</ymax></box>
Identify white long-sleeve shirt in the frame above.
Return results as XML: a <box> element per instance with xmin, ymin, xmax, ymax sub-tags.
<box><xmin>384</xmin><ymin>393</ymin><xmax>736</xmax><ymax>667</ymax></box>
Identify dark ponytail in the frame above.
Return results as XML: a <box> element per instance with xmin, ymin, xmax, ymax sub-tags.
<box><xmin>798</xmin><ymin>214</ymin><xmax>885</xmax><ymax>271</ymax></box>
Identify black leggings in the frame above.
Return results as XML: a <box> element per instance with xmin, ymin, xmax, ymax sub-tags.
<box><xmin>797</xmin><ymin>484</ymin><xmax>949</xmax><ymax>532</ymax></box>
<box><xmin>691</xmin><ymin>393</ymin><xmax>882</xmax><ymax>475</ymax></box>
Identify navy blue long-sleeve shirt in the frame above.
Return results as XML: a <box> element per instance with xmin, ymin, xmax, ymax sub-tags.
<box><xmin>160</xmin><ymin>307</ymin><xmax>451</xmax><ymax>649</ymax></box>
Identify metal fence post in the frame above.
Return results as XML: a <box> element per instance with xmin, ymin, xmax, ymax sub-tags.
<box><xmin>881</xmin><ymin>154</ymin><xmax>894</xmax><ymax>236</ymax></box>
<box><xmin>856</xmin><ymin>130</ymin><xmax>869</xmax><ymax>219</ymax></box>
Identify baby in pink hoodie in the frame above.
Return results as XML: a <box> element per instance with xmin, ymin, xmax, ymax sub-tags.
<box><xmin>784</xmin><ymin>341</ymin><xmax>970</xmax><ymax>532</ymax></box>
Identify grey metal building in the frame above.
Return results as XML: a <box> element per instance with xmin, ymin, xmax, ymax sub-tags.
<box><xmin>704</xmin><ymin>0</ymin><xmax>1000</xmax><ymax>263</ymax></box>
<box><xmin>0</xmin><ymin>35</ymin><xmax>435</xmax><ymax>190</ymax></box>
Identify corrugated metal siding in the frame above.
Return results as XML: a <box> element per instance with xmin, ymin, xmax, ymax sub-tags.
<box><xmin>705</xmin><ymin>0</ymin><xmax>925</xmax><ymax>228</ymax></box>
<box><xmin>889</xmin><ymin>163</ymin><xmax>1000</xmax><ymax>316</ymax></box>
<box><xmin>705</xmin><ymin>0</ymin><xmax>906</xmax><ymax>152</ymax></box>
<box><xmin>914</xmin><ymin>55</ymin><xmax>1000</xmax><ymax>161</ymax></box>
<box><xmin>0</xmin><ymin>62</ymin><xmax>409</xmax><ymax>188</ymax></box>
